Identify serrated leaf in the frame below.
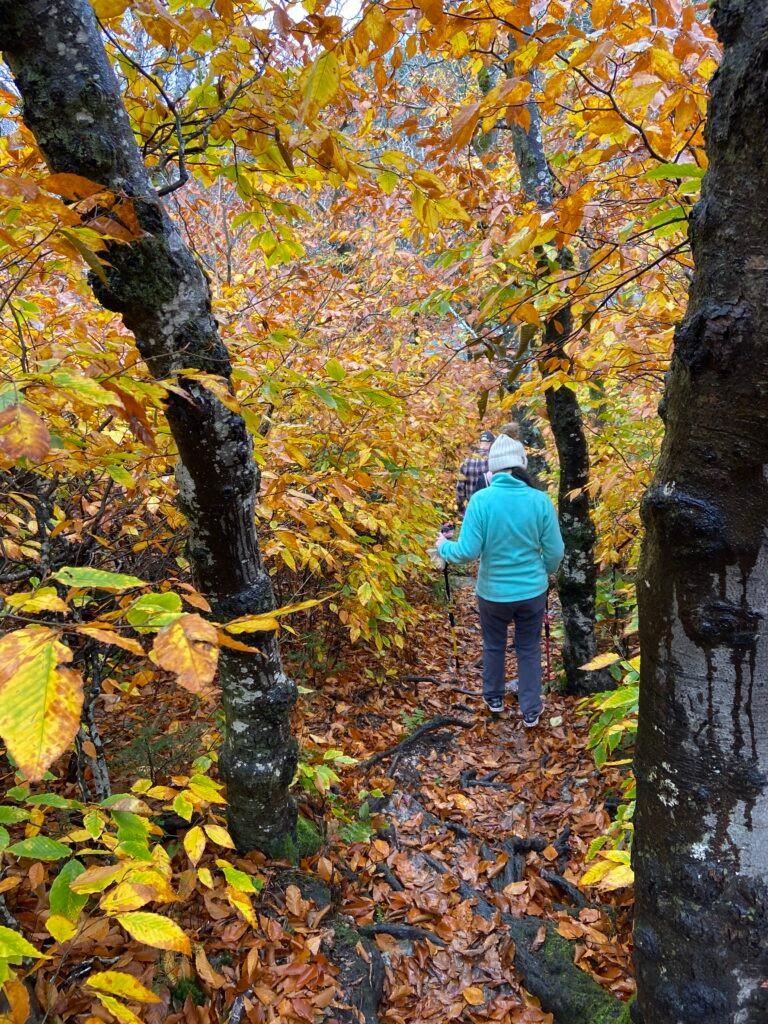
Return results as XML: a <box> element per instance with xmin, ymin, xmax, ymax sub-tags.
<box><xmin>4</xmin><ymin>588</ymin><xmax>69</xmax><ymax>615</ymax></box>
<box><xmin>116</xmin><ymin>912</ymin><xmax>191</xmax><ymax>955</ymax></box>
<box><xmin>74</xmin><ymin>625</ymin><xmax>144</xmax><ymax>656</ymax></box>
<box><xmin>7</xmin><ymin>835</ymin><xmax>71</xmax><ymax>861</ymax></box>
<box><xmin>46</xmin><ymin>914</ymin><xmax>77</xmax><ymax>942</ymax></box>
<box><xmin>42</xmin><ymin>172</ymin><xmax>104</xmax><ymax>201</ymax></box>
<box><xmin>579</xmin><ymin>651</ymin><xmax>621</xmax><ymax>672</ymax></box>
<box><xmin>0</xmin><ymin>925</ymin><xmax>42</xmax><ymax>961</ymax></box>
<box><xmin>152</xmin><ymin>614</ymin><xmax>219</xmax><ymax>693</ymax></box>
<box><xmin>87</xmin><ymin>970</ymin><xmax>161</xmax><ymax>1003</ymax></box>
<box><xmin>0</xmin><ymin>627</ymin><xmax>83</xmax><ymax>781</ymax></box>
<box><xmin>300</xmin><ymin>51</ymin><xmax>341</xmax><ymax>122</ymax></box>
<box><xmin>127</xmin><ymin>592</ymin><xmax>183</xmax><ymax>631</ymax></box>
<box><xmin>94</xmin><ymin>993</ymin><xmax>144</xmax><ymax>1024</ymax></box>
<box><xmin>183</xmin><ymin>826</ymin><xmax>206</xmax><ymax>866</ymax></box>
<box><xmin>52</xmin><ymin>566</ymin><xmax>146</xmax><ymax>592</ymax></box>
<box><xmin>49</xmin><ymin>860</ymin><xmax>87</xmax><ymax>920</ymax></box>
<box><xmin>92</xmin><ymin>0</ymin><xmax>131</xmax><ymax>18</ymax></box>
<box><xmin>216</xmin><ymin>858</ymin><xmax>261</xmax><ymax>893</ymax></box>
<box><xmin>173</xmin><ymin>793</ymin><xmax>194</xmax><ymax>821</ymax></box>
<box><xmin>204</xmin><ymin>824</ymin><xmax>234</xmax><ymax>848</ymax></box>
<box><xmin>0</xmin><ymin>404</ymin><xmax>50</xmax><ymax>463</ymax></box>
<box><xmin>0</xmin><ymin>807</ymin><xmax>29</xmax><ymax>825</ymax></box>
<box><xmin>69</xmin><ymin>863</ymin><xmax>126</xmax><ymax>894</ymax></box>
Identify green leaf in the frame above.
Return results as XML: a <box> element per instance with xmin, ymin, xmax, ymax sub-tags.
<box><xmin>216</xmin><ymin>858</ymin><xmax>262</xmax><ymax>893</ymax></box>
<box><xmin>49</xmin><ymin>860</ymin><xmax>87</xmax><ymax>921</ymax></box>
<box><xmin>642</xmin><ymin>162</ymin><xmax>705</xmax><ymax>180</ymax></box>
<box><xmin>7</xmin><ymin>835</ymin><xmax>72</xmax><ymax>861</ymax></box>
<box><xmin>0</xmin><ymin>826</ymin><xmax>9</xmax><ymax>851</ymax></box>
<box><xmin>52</xmin><ymin>566</ymin><xmax>146</xmax><ymax>592</ymax></box>
<box><xmin>0</xmin><ymin>806</ymin><xmax>29</xmax><ymax>825</ymax></box>
<box><xmin>173</xmin><ymin>793</ymin><xmax>194</xmax><ymax>821</ymax></box>
<box><xmin>27</xmin><ymin>793</ymin><xmax>84</xmax><ymax>809</ymax></box>
<box><xmin>126</xmin><ymin>592</ymin><xmax>183</xmax><ymax>630</ymax></box>
<box><xmin>0</xmin><ymin>925</ymin><xmax>43</xmax><ymax>962</ymax></box>
<box><xmin>325</xmin><ymin>358</ymin><xmax>346</xmax><ymax>382</ymax></box>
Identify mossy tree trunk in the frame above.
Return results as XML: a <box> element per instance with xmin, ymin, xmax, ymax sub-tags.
<box><xmin>0</xmin><ymin>0</ymin><xmax>298</xmax><ymax>855</ymax></box>
<box><xmin>635</xmin><ymin>2</ymin><xmax>768</xmax><ymax>1020</ymax></box>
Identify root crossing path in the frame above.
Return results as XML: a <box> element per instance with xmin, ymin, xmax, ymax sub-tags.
<box><xmin>303</xmin><ymin>584</ymin><xmax>635</xmax><ymax>1024</ymax></box>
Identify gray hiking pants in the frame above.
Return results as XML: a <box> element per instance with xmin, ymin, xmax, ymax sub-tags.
<box><xmin>477</xmin><ymin>592</ymin><xmax>547</xmax><ymax>716</ymax></box>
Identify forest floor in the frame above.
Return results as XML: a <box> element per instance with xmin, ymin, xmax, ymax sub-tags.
<box><xmin>9</xmin><ymin>577</ymin><xmax>634</xmax><ymax>1024</ymax></box>
<box><xmin>91</xmin><ymin>577</ymin><xmax>635</xmax><ymax>1024</ymax></box>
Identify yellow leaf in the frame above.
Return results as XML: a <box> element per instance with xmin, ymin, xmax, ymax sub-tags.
<box><xmin>75</xmin><ymin>625</ymin><xmax>144</xmax><ymax>656</ymax></box>
<box><xmin>46</xmin><ymin>914</ymin><xmax>77</xmax><ymax>942</ymax></box>
<box><xmin>599</xmin><ymin>863</ymin><xmax>635</xmax><ymax>890</ymax></box>
<box><xmin>152</xmin><ymin>614</ymin><xmax>219</xmax><ymax>693</ymax></box>
<box><xmin>578</xmin><ymin>651</ymin><xmax>620</xmax><ymax>672</ymax></box>
<box><xmin>580</xmin><ymin>859</ymin><xmax>616</xmax><ymax>886</ymax></box>
<box><xmin>183</xmin><ymin>826</ymin><xmax>206</xmax><ymax>866</ymax></box>
<box><xmin>300</xmin><ymin>51</ymin><xmax>341</xmax><ymax>122</ymax></box>
<box><xmin>87</xmin><ymin>970</ymin><xmax>161</xmax><ymax>1004</ymax></box>
<box><xmin>92</xmin><ymin>0</ymin><xmax>131</xmax><ymax>17</ymax></box>
<box><xmin>204</xmin><ymin>824</ymin><xmax>235</xmax><ymax>849</ymax></box>
<box><xmin>590</xmin><ymin>0</ymin><xmax>612</xmax><ymax>27</ymax></box>
<box><xmin>0</xmin><ymin>627</ymin><xmax>83</xmax><ymax>781</ymax></box>
<box><xmin>226</xmin><ymin>888</ymin><xmax>256</xmax><ymax>926</ymax></box>
<box><xmin>4</xmin><ymin>588</ymin><xmax>69</xmax><ymax>615</ymax></box>
<box><xmin>223</xmin><ymin>614</ymin><xmax>279</xmax><ymax>635</ymax></box>
<box><xmin>94</xmin><ymin>994</ymin><xmax>144</xmax><ymax>1024</ymax></box>
<box><xmin>414</xmin><ymin>0</ymin><xmax>442</xmax><ymax>24</ymax></box>
<box><xmin>116</xmin><ymin>912</ymin><xmax>191</xmax><ymax>956</ymax></box>
<box><xmin>0</xmin><ymin>404</ymin><xmax>50</xmax><ymax>463</ymax></box>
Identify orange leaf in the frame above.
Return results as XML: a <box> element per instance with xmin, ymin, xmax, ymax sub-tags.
<box><xmin>152</xmin><ymin>614</ymin><xmax>219</xmax><ymax>692</ymax></box>
<box><xmin>0</xmin><ymin>404</ymin><xmax>50</xmax><ymax>463</ymax></box>
<box><xmin>462</xmin><ymin>986</ymin><xmax>485</xmax><ymax>1006</ymax></box>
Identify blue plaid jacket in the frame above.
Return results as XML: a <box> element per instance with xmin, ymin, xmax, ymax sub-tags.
<box><xmin>456</xmin><ymin>454</ymin><xmax>491</xmax><ymax>513</ymax></box>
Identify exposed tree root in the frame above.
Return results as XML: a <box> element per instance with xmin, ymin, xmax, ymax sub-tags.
<box><xmin>388</xmin><ymin>795</ymin><xmax>629</xmax><ymax>1024</ymax></box>
<box><xmin>357</xmin><ymin>715</ymin><xmax>473</xmax><ymax>771</ymax></box>
<box><xmin>359</xmin><ymin>922</ymin><xmax>446</xmax><ymax>947</ymax></box>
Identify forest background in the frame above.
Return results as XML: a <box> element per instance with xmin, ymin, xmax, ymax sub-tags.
<box><xmin>0</xmin><ymin>2</ymin><xmax>741</xmax><ymax>1024</ymax></box>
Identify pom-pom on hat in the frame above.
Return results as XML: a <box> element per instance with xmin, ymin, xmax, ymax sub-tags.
<box><xmin>488</xmin><ymin>434</ymin><xmax>528</xmax><ymax>473</ymax></box>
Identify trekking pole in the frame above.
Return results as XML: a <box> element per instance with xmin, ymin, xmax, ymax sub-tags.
<box><xmin>443</xmin><ymin>561</ymin><xmax>461</xmax><ymax>674</ymax></box>
<box><xmin>543</xmin><ymin>590</ymin><xmax>552</xmax><ymax>684</ymax></box>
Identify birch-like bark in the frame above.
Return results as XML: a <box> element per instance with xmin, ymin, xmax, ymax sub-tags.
<box><xmin>635</xmin><ymin>2</ymin><xmax>768</xmax><ymax>1019</ymax></box>
<box><xmin>0</xmin><ymin>0</ymin><xmax>298</xmax><ymax>854</ymax></box>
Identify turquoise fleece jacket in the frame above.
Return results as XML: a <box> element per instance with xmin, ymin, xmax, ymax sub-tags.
<box><xmin>438</xmin><ymin>474</ymin><xmax>564</xmax><ymax>603</ymax></box>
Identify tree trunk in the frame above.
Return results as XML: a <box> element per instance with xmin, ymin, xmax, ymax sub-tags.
<box><xmin>0</xmin><ymin>0</ymin><xmax>298</xmax><ymax>855</ymax></box>
<box><xmin>544</xmin><ymin>308</ymin><xmax>608</xmax><ymax>694</ymax></box>
<box><xmin>508</xmin><ymin>79</ymin><xmax>609</xmax><ymax>693</ymax></box>
<box><xmin>634</xmin><ymin>2</ymin><xmax>768</xmax><ymax>1021</ymax></box>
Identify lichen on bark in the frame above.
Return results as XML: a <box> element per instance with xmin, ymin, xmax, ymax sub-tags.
<box><xmin>0</xmin><ymin>0</ymin><xmax>298</xmax><ymax>854</ymax></box>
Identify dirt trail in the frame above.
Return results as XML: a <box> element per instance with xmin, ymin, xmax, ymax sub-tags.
<box><xmin>296</xmin><ymin>582</ymin><xmax>635</xmax><ymax>1023</ymax></box>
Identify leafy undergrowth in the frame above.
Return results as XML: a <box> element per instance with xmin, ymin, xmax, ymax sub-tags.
<box><xmin>0</xmin><ymin>583</ymin><xmax>634</xmax><ymax>1024</ymax></box>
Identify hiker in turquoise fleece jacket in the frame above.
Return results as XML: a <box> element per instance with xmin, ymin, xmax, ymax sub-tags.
<box><xmin>436</xmin><ymin>433</ymin><xmax>564</xmax><ymax>724</ymax></box>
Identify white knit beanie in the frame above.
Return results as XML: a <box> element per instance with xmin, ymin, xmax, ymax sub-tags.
<box><xmin>488</xmin><ymin>434</ymin><xmax>528</xmax><ymax>473</ymax></box>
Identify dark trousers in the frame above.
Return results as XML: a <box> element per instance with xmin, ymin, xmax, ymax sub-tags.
<box><xmin>477</xmin><ymin>592</ymin><xmax>547</xmax><ymax>716</ymax></box>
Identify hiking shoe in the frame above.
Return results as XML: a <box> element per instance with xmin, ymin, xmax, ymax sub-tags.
<box><xmin>523</xmin><ymin>702</ymin><xmax>545</xmax><ymax>729</ymax></box>
<box><xmin>505</xmin><ymin>678</ymin><xmax>519</xmax><ymax>695</ymax></box>
<box><xmin>483</xmin><ymin>695</ymin><xmax>504</xmax><ymax>714</ymax></box>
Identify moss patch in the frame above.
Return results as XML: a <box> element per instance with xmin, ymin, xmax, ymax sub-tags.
<box><xmin>266</xmin><ymin>815</ymin><xmax>322</xmax><ymax>864</ymax></box>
